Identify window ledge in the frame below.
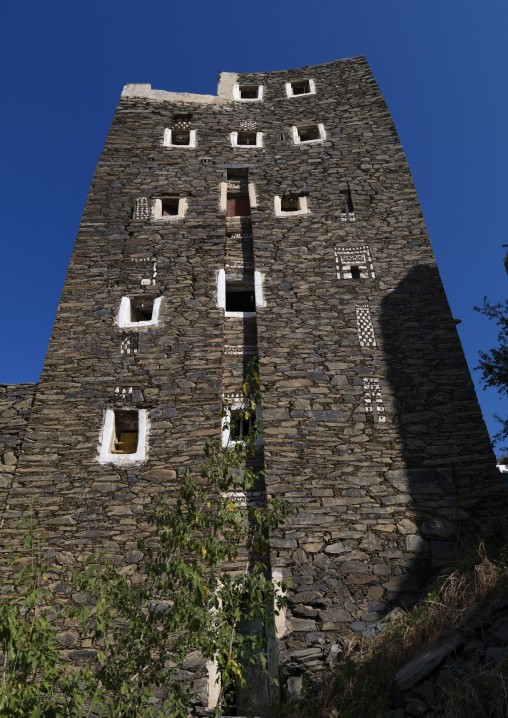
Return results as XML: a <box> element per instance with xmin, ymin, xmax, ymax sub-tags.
<box><xmin>225</xmin><ymin>311</ymin><xmax>257</xmax><ymax>319</ymax></box>
<box><xmin>297</xmin><ymin>138</ymin><xmax>324</xmax><ymax>145</ymax></box>
<box><xmin>118</xmin><ymin>296</ymin><xmax>162</xmax><ymax>329</ymax></box>
<box><xmin>98</xmin><ymin>409</ymin><xmax>147</xmax><ymax>464</ymax></box>
<box><xmin>274</xmin><ymin>196</ymin><xmax>309</xmax><ymax>216</ymax></box>
<box><xmin>285</xmin><ymin>79</ymin><xmax>316</xmax><ymax>98</ymax></box>
<box><xmin>275</xmin><ymin>209</ymin><xmax>309</xmax><ymax>217</ymax></box>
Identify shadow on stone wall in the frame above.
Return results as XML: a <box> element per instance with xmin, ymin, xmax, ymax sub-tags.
<box><xmin>378</xmin><ymin>264</ymin><xmax>504</xmax><ymax>605</ymax></box>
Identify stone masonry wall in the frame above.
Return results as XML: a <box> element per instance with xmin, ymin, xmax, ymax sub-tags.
<box><xmin>3</xmin><ymin>56</ymin><xmax>506</xmax><ymax>710</ymax></box>
<box><xmin>0</xmin><ymin>383</ymin><xmax>37</xmax><ymax>533</ymax></box>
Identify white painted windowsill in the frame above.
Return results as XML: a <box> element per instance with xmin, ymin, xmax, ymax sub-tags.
<box><xmin>225</xmin><ymin>311</ymin><xmax>257</xmax><ymax>319</ymax></box>
<box><xmin>117</xmin><ymin>296</ymin><xmax>162</xmax><ymax>328</ymax></box>
<box><xmin>285</xmin><ymin>79</ymin><xmax>316</xmax><ymax>98</ymax></box>
<box><xmin>274</xmin><ymin>196</ymin><xmax>309</xmax><ymax>217</ymax></box>
<box><xmin>98</xmin><ymin>409</ymin><xmax>147</xmax><ymax>464</ymax></box>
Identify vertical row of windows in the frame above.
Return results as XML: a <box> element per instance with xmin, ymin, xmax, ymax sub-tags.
<box><xmin>221</xmin><ymin>168</ymin><xmax>262</xmax><ymax>448</ymax></box>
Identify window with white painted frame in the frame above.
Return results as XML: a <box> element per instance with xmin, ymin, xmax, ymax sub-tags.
<box><xmin>217</xmin><ymin>269</ymin><xmax>264</xmax><ymax>318</ymax></box>
<box><xmin>151</xmin><ymin>197</ymin><xmax>188</xmax><ymax>220</ymax></box>
<box><xmin>118</xmin><ymin>296</ymin><xmax>162</xmax><ymax>328</ymax></box>
<box><xmin>230</xmin><ymin>131</ymin><xmax>263</xmax><ymax>147</ymax></box>
<box><xmin>99</xmin><ymin>408</ymin><xmax>147</xmax><ymax>464</ymax></box>
<box><xmin>233</xmin><ymin>84</ymin><xmax>263</xmax><ymax>101</ymax></box>
<box><xmin>292</xmin><ymin>123</ymin><xmax>326</xmax><ymax>144</ymax></box>
<box><xmin>163</xmin><ymin>128</ymin><xmax>196</xmax><ymax>147</ymax></box>
<box><xmin>274</xmin><ymin>193</ymin><xmax>309</xmax><ymax>216</ymax></box>
<box><xmin>221</xmin><ymin>403</ymin><xmax>262</xmax><ymax>448</ymax></box>
<box><xmin>285</xmin><ymin>79</ymin><xmax>315</xmax><ymax>97</ymax></box>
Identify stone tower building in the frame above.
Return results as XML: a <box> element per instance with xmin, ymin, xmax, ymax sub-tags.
<box><xmin>1</xmin><ymin>56</ymin><xmax>505</xmax><ymax>712</ymax></box>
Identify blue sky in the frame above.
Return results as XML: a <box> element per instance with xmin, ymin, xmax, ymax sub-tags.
<box><xmin>1</xmin><ymin>0</ymin><xmax>507</xmax><ymax>450</ymax></box>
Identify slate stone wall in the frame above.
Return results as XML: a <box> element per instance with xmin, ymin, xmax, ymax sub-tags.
<box><xmin>3</xmin><ymin>56</ymin><xmax>506</xmax><ymax>707</ymax></box>
<box><xmin>0</xmin><ymin>383</ymin><xmax>37</xmax><ymax>534</ymax></box>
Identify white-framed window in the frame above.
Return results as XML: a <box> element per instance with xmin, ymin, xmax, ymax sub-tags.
<box><xmin>232</xmin><ymin>83</ymin><xmax>263</xmax><ymax>102</ymax></box>
<box><xmin>118</xmin><ymin>296</ymin><xmax>162</xmax><ymax>328</ymax></box>
<box><xmin>163</xmin><ymin>128</ymin><xmax>197</xmax><ymax>147</ymax></box>
<box><xmin>230</xmin><ymin>131</ymin><xmax>264</xmax><ymax>148</ymax></box>
<box><xmin>151</xmin><ymin>197</ymin><xmax>188</xmax><ymax>220</ymax></box>
<box><xmin>285</xmin><ymin>79</ymin><xmax>316</xmax><ymax>98</ymax></box>
<box><xmin>221</xmin><ymin>404</ymin><xmax>262</xmax><ymax>448</ymax></box>
<box><xmin>220</xmin><ymin>182</ymin><xmax>257</xmax><ymax>213</ymax></box>
<box><xmin>291</xmin><ymin>123</ymin><xmax>326</xmax><ymax>145</ymax></box>
<box><xmin>217</xmin><ymin>269</ymin><xmax>264</xmax><ymax>318</ymax></box>
<box><xmin>274</xmin><ymin>194</ymin><xmax>309</xmax><ymax>216</ymax></box>
<box><xmin>99</xmin><ymin>408</ymin><xmax>147</xmax><ymax>464</ymax></box>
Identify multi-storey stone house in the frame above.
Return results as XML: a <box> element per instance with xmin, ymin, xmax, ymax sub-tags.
<box><xmin>0</xmin><ymin>56</ymin><xmax>505</xmax><ymax>714</ymax></box>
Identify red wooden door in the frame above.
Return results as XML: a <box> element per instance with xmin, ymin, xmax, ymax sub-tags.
<box><xmin>227</xmin><ymin>196</ymin><xmax>251</xmax><ymax>217</ymax></box>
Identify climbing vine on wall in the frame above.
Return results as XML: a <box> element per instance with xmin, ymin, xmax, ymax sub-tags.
<box><xmin>0</xmin><ymin>365</ymin><xmax>296</xmax><ymax>717</ymax></box>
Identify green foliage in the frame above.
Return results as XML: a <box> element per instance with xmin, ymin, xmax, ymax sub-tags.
<box><xmin>474</xmin><ymin>298</ymin><xmax>508</xmax><ymax>448</ymax></box>
<box><xmin>0</xmin><ymin>363</ymin><xmax>297</xmax><ymax>717</ymax></box>
<box><xmin>0</xmin><ymin>510</ymin><xmax>95</xmax><ymax>717</ymax></box>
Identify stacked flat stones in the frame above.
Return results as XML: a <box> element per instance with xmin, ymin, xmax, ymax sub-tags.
<box><xmin>0</xmin><ymin>57</ymin><xmax>505</xmax><ymax>709</ymax></box>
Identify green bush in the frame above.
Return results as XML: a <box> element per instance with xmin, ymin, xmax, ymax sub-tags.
<box><xmin>0</xmin><ymin>365</ymin><xmax>296</xmax><ymax>717</ymax></box>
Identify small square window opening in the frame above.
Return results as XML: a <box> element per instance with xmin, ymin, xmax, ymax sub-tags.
<box><xmin>298</xmin><ymin>126</ymin><xmax>320</xmax><ymax>142</ymax></box>
<box><xmin>292</xmin><ymin>81</ymin><xmax>310</xmax><ymax>95</ymax></box>
<box><xmin>240</xmin><ymin>85</ymin><xmax>259</xmax><ymax>99</ymax></box>
<box><xmin>229</xmin><ymin>408</ymin><xmax>254</xmax><ymax>440</ymax></box>
<box><xmin>118</xmin><ymin>296</ymin><xmax>162</xmax><ymax>328</ymax></box>
<box><xmin>225</xmin><ymin>282</ymin><xmax>256</xmax><ymax>313</ymax></box>
<box><xmin>163</xmin><ymin>128</ymin><xmax>196</xmax><ymax>148</ymax></box>
<box><xmin>350</xmin><ymin>266</ymin><xmax>361</xmax><ymax>279</ymax></box>
<box><xmin>162</xmin><ymin>198</ymin><xmax>179</xmax><ymax>216</ymax></box>
<box><xmin>229</xmin><ymin>408</ymin><xmax>255</xmax><ymax>441</ymax></box>
<box><xmin>99</xmin><ymin>408</ymin><xmax>147</xmax><ymax>464</ymax></box>
<box><xmin>233</xmin><ymin>84</ymin><xmax>263</xmax><ymax>101</ymax></box>
<box><xmin>274</xmin><ymin>194</ymin><xmax>308</xmax><ymax>216</ymax></box>
<box><xmin>152</xmin><ymin>197</ymin><xmax>187</xmax><ymax>220</ymax></box>
<box><xmin>227</xmin><ymin>167</ymin><xmax>249</xmax><ymax>184</ymax></box>
<box><xmin>237</xmin><ymin>131</ymin><xmax>257</xmax><ymax>146</ymax></box>
<box><xmin>111</xmin><ymin>410</ymin><xmax>139</xmax><ymax>454</ymax></box>
<box><xmin>130</xmin><ymin>298</ymin><xmax>154</xmax><ymax>322</ymax></box>
<box><xmin>221</xmin><ymin>404</ymin><xmax>262</xmax><ymax>447</ymax></box>
<box><xmin>281</xmin><ymin>196</ymin><xmax>300</xmax><ymax>212</ymax></box>
<box><xmin>217</xmin><ymin>269</ymin><xmax>264</xmax><ymax>314</ymax></box>
<box><xmin>172</xmin><ymin>129</ymin><xmax>191</xmax><ymax>146</ymax></box>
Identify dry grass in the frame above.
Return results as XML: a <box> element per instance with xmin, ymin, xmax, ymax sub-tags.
<box><xmin>440</xmin><ymin>665</ymin><xmax>508</xmax><ymax>718</ymax></box>
<box><xmin>364</xmin><ymin>554</ymin><xmax>507</xmax><ymax>674</ymax></box>
<box><xmin>281</xmin><ymin>518</ymin><xmax>508</xmax><ymax>718</ymax></box>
